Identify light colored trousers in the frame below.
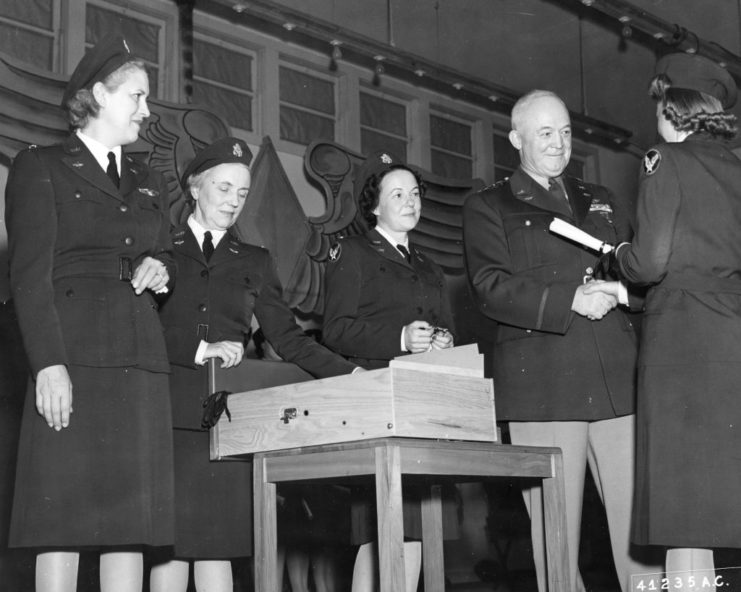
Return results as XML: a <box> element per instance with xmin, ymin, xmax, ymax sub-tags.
<box><xmin>509</xmin><ymin>415</ymin><xmax>658</xmax><ymax>592</ymax></box>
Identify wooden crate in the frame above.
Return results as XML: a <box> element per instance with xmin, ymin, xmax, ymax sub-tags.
<box><xmin>210</xmin><ymin>344</ymin><xmax>497</xmax><ymax>459</ymax></box>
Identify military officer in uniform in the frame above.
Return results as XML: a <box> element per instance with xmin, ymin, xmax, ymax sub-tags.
<box><xmin>323</xmin><ymin>152</ymin><xmax>455</xmax><ymax>369</ymax></box>
<box><xmin>150</xmin><ymin>137</ymin><xmax>358</xmax><ymax>592</ymax></box>
<box><xmin>6</xmin><ymin>36</ymin><xmax>175</xmax><ymax>592</ymax></box>
<box><xmin>462</xmin><ymin>89</ymin><xmax>652</xmax><ymax>591</ymax></box>
<box><xmin>323</xmin><ymin>152</ymin><xmax>455</xmax><ymax>592</ymax></box>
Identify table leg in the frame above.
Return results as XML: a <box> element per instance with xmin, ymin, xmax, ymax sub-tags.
<box><xmin>253</xmin><ymin>455</ymin><xmax>279</xmax><ymax>592</ymax></box>
<box><xmin>375</xmin><ymin>443</ymin><xmax>406</xmax><ymax>592</ymax></box>
<box><xmin>542</xmin><ymin>450</ymin><xmax>569</xmax><ymax>592</ymax></box>
<box><xmin>420</xmin><ymin>483</ymin><xmax>445</xmax><ymax>592</ymax></box>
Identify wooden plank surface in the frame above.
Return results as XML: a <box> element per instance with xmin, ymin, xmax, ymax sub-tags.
<box><xmin>253</xmin><ymin>456</ymin><xmax>279</xmax><ymax>592</ymax></box>
<box><xmin>212</xmin><ymin>368</ymin><xmax>393</xmax><ymax>458</ymax></box>
<box><xmin>421</xmin><ymin>484</ymin><xmax>445</xmax><ymax>592</ymax></box>
<box><xmin>398</xmin><ymin>446</ymin><xmax>553</xmax><ymax>478</ymax></box>
<box><xmin>391</xmin><ymin>367</ymin><xmax>496</xmax><ymax>441</ymax></box>
<box><xmin>375</xmin><ymin>444</ymin><xmax>406</xmax><ymax>592</ymax></box>
<box><xmin>543</xmin><ymin>450</ymin><xmax>569</xmax><ymax>592</ymax></box>
<box><xmin>390</xmin><ymin>343</ymin><xmax>484</xmax><ymax>377</ymax></box>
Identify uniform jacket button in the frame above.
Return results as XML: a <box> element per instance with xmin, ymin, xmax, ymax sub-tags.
<box><xmin>123</xmin><ymin>237</ymin><xmax>134</xmax><ymax>246</ymax></box>
<box><xmin>199</xmin><ymin>304</ymin><xmax>207</xmax><ymax>312</ymax></box>
<box><xmin>119</xmin><ymin>204</ymin><xmax>128</xmax><ymax>212</ymax></box>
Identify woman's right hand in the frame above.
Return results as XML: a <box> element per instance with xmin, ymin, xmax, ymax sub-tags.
<box><xmin>36</xmin><ymin>365</ymin><xmax>73</xmax><ymax>431</ymax></box>
<box><xmin>204</xmin><ymin>341</ymin><xmax>245</xmax><ymax>368</ymax></box>
<box><xmin>403</xmin><ymin>321</ymin><xmax>435</xmax><ymax>353</ymax></box>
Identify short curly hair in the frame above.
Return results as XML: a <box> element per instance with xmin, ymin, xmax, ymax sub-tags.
<box><xmin>649</xmin><ymin>73</ymin><xmax>737</xmax><ymax>139</ymax></box>
<box><xmin>66</xmin><ymin>60</ymin><xmax>147</xmax><ymax>130</ymax></box>
<box><xmin>358</xmin><ymin>164</ymin><xmax>426</xmax><ymax>228</ymax></box>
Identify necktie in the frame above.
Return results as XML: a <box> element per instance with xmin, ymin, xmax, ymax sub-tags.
<box><xmin>548</xmin><ymin>177</ymin><xmax>569</xmax><ymax>203</ymax></box>
<box><xmin>548</xmin><ymin>177</ymin><xmax>571</xmax><ymax>213</ymax></box>
<box><xmin>397</xmin><ymin>244</ymin><xmax>411</xmax><ymax>263</ymax></box>
<box><xmin>202</xmin><ymin>231</ymin><xmax>214</xmax><ymax>262</ymax></box>
<box><xmin>106</xmin><ymin>151</ymin><xmax>120</xmax><ymax>188</ymax></box>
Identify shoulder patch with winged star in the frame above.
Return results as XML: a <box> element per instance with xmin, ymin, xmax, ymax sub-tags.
<box><xmin>328</xmin><ymin>242</ymin><xmax>342</xmax><ymax>262</ymax></box>
<box><xmin>643</xmin><ymin>149</ymin><xmax>661</xmax><ymax>175</ymax></box>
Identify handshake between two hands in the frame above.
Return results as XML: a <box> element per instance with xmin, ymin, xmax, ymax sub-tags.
<box><xmin>572</xmin><ymin>279</ymin><xmax>621</xmax><ymax>321</ymax></box>
<box><xmin>549</xmin><ymin>218</ymin><xmax>623</xmax><ymax>321</ymax></box>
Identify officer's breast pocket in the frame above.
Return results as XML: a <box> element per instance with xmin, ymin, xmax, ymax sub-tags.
<box><xmin>224</xmin><ymin>274</ymin><xmax>258</xmax><ymax>317</ymax></box>
<box><xmin>56</xmin><ymin>191</ymin><xmax>108</xmax><ymax>239</ymax></box>
<box><xmin>502</xmin><ymin>212</ymin><xmax>557</xmax><ymax>271</ymax></box>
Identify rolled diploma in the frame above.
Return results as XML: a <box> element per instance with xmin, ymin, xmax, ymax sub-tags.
<box><xmin>549</xmin><ymin>218</ymin><xmax>614</xmax><ymax>254</ymax></box>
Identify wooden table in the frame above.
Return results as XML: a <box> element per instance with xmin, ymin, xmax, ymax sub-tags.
<box><xmin>253</xmin><ymin>437</ymin><xmax>568</xmax><ymax>592</ymax></box>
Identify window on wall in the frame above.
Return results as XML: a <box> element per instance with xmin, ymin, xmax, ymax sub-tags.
<box><xmin>359</xmin><ymin>91</ymin><xmax>408</xmax><ymax>159</ymax></box>
<box><xmin>492</xmin><ymin>131</ymin><xmax>518</xmax><ymax>181</ymax></box>
<box><xmin>493</xmin><ymin>129</ymin><xmax>586</xmax><ymax>181</ymax></box>
<box><xmin>279</xmin><ymin>65</ymin><xmax>335</xmax><ymax>146</ymax></box>
<box><xmin>430</xmin><ymin>112</ymin><xmax>472</xmax><ymax>180</ymax></box>
<box><xmin>86</xmin><ymin>2</ymin><xmax>162</xmax><ymax>97</ymax></box>
<box><xmin>193</xmin><ymin>38</ymin><xmax>254</xmax><ymax>131</ymax></box>
<box><xmin>0</xmin><ymin>0</ymin><xmax>58</xmax><ymax>70</ymax></box>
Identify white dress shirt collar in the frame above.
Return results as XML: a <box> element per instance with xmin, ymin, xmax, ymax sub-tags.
<box><xmin>188</xmin><ymin>215</ymin><xmax>227</xmax><ymax>251</ymax></box>
<box><xmin>374</xmin><ymin>225</ymin><xmax>409</xmax><ymax>256</ymax></box>
<box><xmin>76</xmin><ymin>130</ymin><xmax>122</xmax><ymax>175</ymax></box>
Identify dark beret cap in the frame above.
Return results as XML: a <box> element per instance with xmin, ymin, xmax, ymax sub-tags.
<box><xmin>656</xmin><ymin>52</ymin><xmax>737</xmax><ymax>109</ymax></box>
<box><xmin>61</xmin><ymin>36</ymin><xmax>136</xmax><ymax>108</ymax></box>
<box><xmin>354</xmin><ymin>150</ymin><xmax>407</xmax><ymax>198</ymax></box>
<box><xmin>180</xmin><ymin>137</ymin><xmax>254</xmax><ymax>190</ymax></box>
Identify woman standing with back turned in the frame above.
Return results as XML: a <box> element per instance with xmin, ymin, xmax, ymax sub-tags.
<box><xmin>6</xmin><ymin>36</ymin><xmax>175</xmax><ymax>592</ymax></box>
<box><xmin>601</xmin><ymin>52</ymin><xmax>741</xmax><ymax>590</ymax></box>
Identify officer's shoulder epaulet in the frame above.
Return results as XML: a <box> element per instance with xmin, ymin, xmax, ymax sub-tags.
<box><xmin>482</xmin><ymin>178</ymin><xmax>509</xmax><ymax>192</ymax></box>
<box><xmin>226</xmin><ymin>234</ymin><xmax>261</xmax><ymax>253</ymax></box>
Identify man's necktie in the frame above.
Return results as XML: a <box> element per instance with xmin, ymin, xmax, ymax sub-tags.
<box><xmin>202</xmin><ymin>231</ymin><xmax>215</xmax><ymax>262</ymax></box>
<box><xmin>548</xmin><ymin>177</ymin><xmax>569</xmax><ymax>203</ymax></box>
<box><xmin>106</xmin><ymin>152</ymin><xmax>120</xmax><ymax>188</ymax></box>
<box><xmin>548</xmin><ymin>177</ymin><xmax>571</xmax><ymax>213</ymax></box>
<box><xmin>397</xmin><ymin>244</ymin><xmax>411</xmax><ymax>263</ymax></box>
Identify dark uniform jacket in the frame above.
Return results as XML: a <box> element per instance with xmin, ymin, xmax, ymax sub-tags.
<box><xmin>159</xmin><ymin>225</ymin><xmax>356</xmax><ymax>429</ymax></box>
<box><xmin>323</xmin><ymin>229</ymin><xmax>455</xmax><ymax>370</ymax></box>
<box><xmin>615</xmin><ymin>133</ymin><xmax>741</xmax><ymax>547</ymax></box>
<box><xmin>6</xmin><ymin>135</ymin><xmax>173</xmax><ymax>376</ymax></box>
<box><xmin>463</xmin><ymin>167</ymin><xmax>638</xmax><ymax>421</ymax></box>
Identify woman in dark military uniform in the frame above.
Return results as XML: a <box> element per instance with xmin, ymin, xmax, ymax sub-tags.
<box><xmin>323</xmin><ymin>152</ymin><xmax>455</xmax><ymax>368</ymax></box>
<box><xmin>610</xmin><ymin>53</ymin><xmax>741</xmax><ymax>585</ymax></box>
<box><xmin>6</xmin><ymin>37</ymin><xmax>175</xmax><ymax>591</ymax></box>
<box><xmin>150</xmin><ymin>137</ymin><xmax>356</xmax><ymax>592</ymax></box>
<box><xmin>323</xmin><ymin>152</ymin><xmax>455</xmax><ymax>592</ymax></box>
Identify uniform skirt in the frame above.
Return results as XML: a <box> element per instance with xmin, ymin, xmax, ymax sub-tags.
<box><xmin>632</xmin><ymin>363</ymin><xmax>741</xmax><ymax>548</ymax></box>
<box><xmin>9</xmin><ymin>365</ymin><xmax>174</xmax><ymax>548</ymax></box>
<box><xmin>171</xmin><ymin>428</ymin><xmax>253</xmax><ymax>559</ymax></box>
